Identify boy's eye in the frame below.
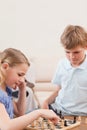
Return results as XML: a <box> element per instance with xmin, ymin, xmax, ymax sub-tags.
<box><xmin>73</xmin><ymin>51</ymin><xmax>80</xmax><ymax>54</ymax></box>
<box><xmin>66</xmin><ymin>51</ymin><xmax>70</xmax><ymax>54</ymax></box>
<box><xmin>66</xmin><ymin>51</ymin><xmax>81</xmax><ymax>54</ymax></box>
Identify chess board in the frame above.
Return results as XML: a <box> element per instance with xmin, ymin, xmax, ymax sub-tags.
<box><xmin>23</xmin><ymin>117</ymin><xmax>80</xmax><ymax>130</ymax></box>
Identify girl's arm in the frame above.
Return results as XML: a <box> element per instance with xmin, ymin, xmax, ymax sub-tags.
<box><xmin>13</xmin><ymin>80</ymin><xmax>26</xmax><ymax>116</ymax></box>
<box><xmin>0</xmin><ymin>103</ymin><xmax>59</xmax><ymax>130</ymax></box>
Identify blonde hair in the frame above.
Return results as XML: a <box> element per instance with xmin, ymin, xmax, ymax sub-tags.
<box><xmin>0</xmin><ymin>48</ymin><xmax>30</xmax><ymax>84</ymax></box>
<box><xmin>60</xmin><ymin>25</ymin><xmax>87</xmax><ymax>49</ymax></box>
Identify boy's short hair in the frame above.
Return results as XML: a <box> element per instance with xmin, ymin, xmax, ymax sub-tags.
<box><xmin>60</xmin><ymin>25</ymin><xmax>87</xmax><ymax>49</ymax></box>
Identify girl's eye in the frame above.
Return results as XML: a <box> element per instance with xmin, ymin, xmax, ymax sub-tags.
<box><xmin>18</xmin><ymin>74</ymin><xmax>22</xmax><ymax>77</ymax></box>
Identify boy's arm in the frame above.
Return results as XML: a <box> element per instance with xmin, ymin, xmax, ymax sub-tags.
<box><xmin>41</xmin><ymin>85</ymin><xmax>61</xmax><ymax>109</ymax></box>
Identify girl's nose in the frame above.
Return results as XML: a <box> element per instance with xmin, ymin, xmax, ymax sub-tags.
<box><xmin>19</xmin><ymin>77</ymin><xmax>25</xmax><ymax>83</ymax></box>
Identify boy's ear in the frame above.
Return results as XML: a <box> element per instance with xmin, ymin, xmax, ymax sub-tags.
<box><xmin>85</xmin><ymin>45</ymin><xmax>87</xmax><ymax>50</ymax></box>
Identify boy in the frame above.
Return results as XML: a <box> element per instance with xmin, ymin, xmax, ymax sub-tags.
<box><xmin>42</xmin><ymin>25</ymin><xmax>87</xmax><ymax>129</ymax></box>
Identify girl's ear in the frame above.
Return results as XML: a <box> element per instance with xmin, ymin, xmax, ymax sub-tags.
<box><xmin>2</xmin><ymin>62</ymin><xmax>9</xmax><ymax>69</ymax></box>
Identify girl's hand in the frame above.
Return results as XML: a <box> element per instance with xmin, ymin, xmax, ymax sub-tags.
<box><xmin>39</xmin><ymin>109</ymin><xmax>60</xmax><ymax>124</ymax></box>
<box><xmin>18</xmin><ymin>78</ymin><xmax>26</xmax><ymax>90</ymax></box>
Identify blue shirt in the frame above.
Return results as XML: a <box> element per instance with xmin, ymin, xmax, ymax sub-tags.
<box><xmin>52</xmin><ymin>55</ymin><xmax>87</xmax><ymax>116</ymax></box>
<box><xmin>0</xmin><ymin>87</ymin><xmax>14</xmax><ymax>118</ymax></box>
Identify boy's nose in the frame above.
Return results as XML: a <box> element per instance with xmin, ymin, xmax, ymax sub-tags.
<box><xmin>69</xmin><ymin>53</ymin><xmax>75</xmax><ymax>58</ymax></box>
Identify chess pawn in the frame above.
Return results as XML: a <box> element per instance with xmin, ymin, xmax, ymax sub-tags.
<box><xmin>41</xmin><ymin>118</ymin><xmax>45</xmax><ymax>130</ymax></box>
<box><xmin>64</xmin><ymin>120</ymin><xmax>68</xmax><ymax>126</ymax></box>
<box><xmin>31</xmin><ymin>121</ymin><xmax>35</xmax><ymax>128</ymax></box>
<box><xmin>78</xmin><ymin>116</ymin><xmax>81</xmax><ymax>122</ymax></box>
<box><xmin>85</xmin><ymin>118</ymin><xmax>87</xmax><ymax>124</ymax></box>
<box><xmin>48</xmin><ymin>120</ymin><xmax>55</xmax><ymax>130</ymax></box>
<box><xmin>60</xmin><ymin>119</ymin><xmax>64</xmax><ymax>127</ymax></box>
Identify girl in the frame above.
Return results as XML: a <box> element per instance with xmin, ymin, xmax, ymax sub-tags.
<box><xmin>0</xmin><ymin>48</ymin><xmax>59</xmax><ymax>130</ymax></box>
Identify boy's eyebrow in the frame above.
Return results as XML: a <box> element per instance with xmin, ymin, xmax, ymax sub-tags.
<box><xmin>65</xmin><ymin>49</ymin><xmax>83</xmax><ymax>52</ymax></box>
<box><xmin>66</xmin><ymin>50</ymin><xmax>81</xmax><ymax>52</ymax></box>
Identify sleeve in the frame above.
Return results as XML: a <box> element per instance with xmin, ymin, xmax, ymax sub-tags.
<box><xmin>51</xmin><ymin>60</ymin><xmax>63</xmax><ymax>86</ymax></box>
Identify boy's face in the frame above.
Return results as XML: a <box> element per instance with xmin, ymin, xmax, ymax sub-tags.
<box><xmin>65</xmin><ymin>46</ymin><xmax>86</xmax><ymax>67</ymax></box>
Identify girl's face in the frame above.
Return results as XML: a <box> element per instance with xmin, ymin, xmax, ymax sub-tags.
<box><xmin>65</xmin><ymin>46</ymin><xmax>86</xmax><ymax>67</ymax></box>
<box><xmin>2</xmin><ymin>63</ymin><xmax>29</xmax><ymax>89</ymax></box>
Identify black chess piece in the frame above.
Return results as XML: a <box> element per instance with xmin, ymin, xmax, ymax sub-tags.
<box><xmin>59</xmin><ymin>111</ymin><xmax>64</xmax><ymax>119</ymax></box>
<box><xmin>64</xmin><ymin>120</ymin><xmax>68</xmax><ymax>126</ymax></box>
<box><xmin>73</xmin><ymin>116</ymin><xmax>77</xmax><ymax>123</ymax></box>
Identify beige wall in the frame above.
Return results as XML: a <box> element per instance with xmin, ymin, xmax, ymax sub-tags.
<box><xmin>0</xmin><ymin>0</ymin><xmax>87</xmax><ymax>58</ymax></box>
<box><xmin>0</xmin><ymin>1</ymin><xmax>87</xmax><ymax>82</ymax></box>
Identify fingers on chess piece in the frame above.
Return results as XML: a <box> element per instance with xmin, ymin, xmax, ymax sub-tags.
<box><xmin>24</xmin><ymin>115</ymin><xmax>79</xmax><ymax>130</ymax></box>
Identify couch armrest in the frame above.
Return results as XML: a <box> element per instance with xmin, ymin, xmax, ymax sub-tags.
<box><xmin>34</xmin><ymin>82</ymin><xmax>55</xmax><ymax>91</ymax></box>
<box><xmin>33</xmin><ymin>82</ymin><xmax>55</xmax><ymax>106</ymax></box>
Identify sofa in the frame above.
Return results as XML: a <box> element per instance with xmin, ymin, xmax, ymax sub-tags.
<box><xmin>27</xmin><ymin>54</ymin><xmax>64</xmax><ymax>107</ymax></box>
